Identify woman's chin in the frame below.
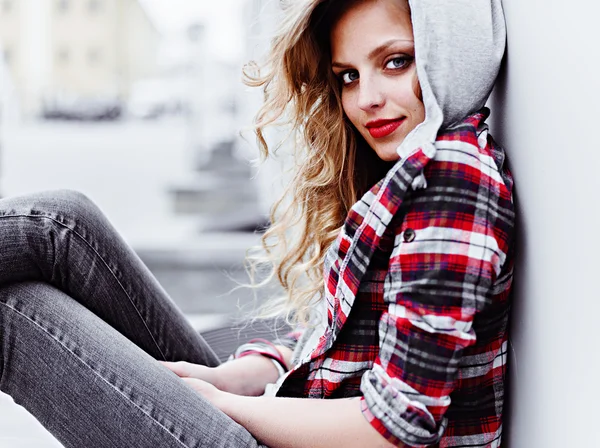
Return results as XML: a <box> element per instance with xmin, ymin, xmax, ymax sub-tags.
<box><xmin>372</xmin><ymin>146</ymin><xmax>401</xmax><ymax>162</ymax></box>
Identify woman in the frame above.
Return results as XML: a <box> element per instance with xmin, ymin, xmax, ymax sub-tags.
<box><xmin>0</xmin><ymin>0</ymin><xmax>513</xmax><ymax>447</ymax></box>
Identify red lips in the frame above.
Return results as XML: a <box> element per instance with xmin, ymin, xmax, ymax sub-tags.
<box><xmin>365</xmin><ymin>118</ymin><xmax>405</xmax><ymax>139</ymax></box>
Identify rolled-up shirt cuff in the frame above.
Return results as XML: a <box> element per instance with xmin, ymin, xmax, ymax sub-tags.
<box><xmin>360</xmin><ymin>367</ymin><xmax>447</xmax><ymax>447</ymax></box>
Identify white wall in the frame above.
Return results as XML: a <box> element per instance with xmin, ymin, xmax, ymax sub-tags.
<box><xmin>487</xmin><ymin>1</ymin><xmax>600</xmax><ymax>446</ymax></box>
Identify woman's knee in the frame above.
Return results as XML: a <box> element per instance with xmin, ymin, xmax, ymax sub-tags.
<box><xmin>43</xmin><ymin>189</ymin><xmax>98</xmax><ymax>216</ymax></box>
<box><xmin>0</xmin><ymin>281</ymin><xmax>62</xmax><ymax>308</ymax></box>
<box><xmin>1</xmin><ymin>189</ymin><xmax>102</xmax><ymax>224</ymax></box>
<box><xmin>0</xmin><ymin>282</ymin><xmax>88</xmax><ymax>343</ymax></box>
<box><xmin>0</xmin><ymin>190</ymin><xmax>113</xmax><ymax>250</ymax></box>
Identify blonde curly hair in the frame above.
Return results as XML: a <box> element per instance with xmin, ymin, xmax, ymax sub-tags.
<box><xmin>244</xmin><ymin>0</ymin><xmax>399</xmax><ymax>326</ymax></box>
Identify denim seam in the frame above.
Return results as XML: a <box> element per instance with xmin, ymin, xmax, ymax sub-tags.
<box><xmin>0</xmin><ymin>300</ymin><xmax>192</xmax><ymax>448</ymax></box>
<box><xmin>0</xmin><ymin>214</ymin><xmax>167</xmax><ymax>361</ymax></box>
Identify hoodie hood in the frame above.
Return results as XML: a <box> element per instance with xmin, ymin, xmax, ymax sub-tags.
<box><xmin>396</xmin><ymin>0</ymin><xmax>506</xmax><ymax>161</ymax></box>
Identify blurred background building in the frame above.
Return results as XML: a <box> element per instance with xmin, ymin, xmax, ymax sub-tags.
<box><xmin>0</xmin><ymin>0</ymin><xmax>161</xmax><ymax>119</ymax></box>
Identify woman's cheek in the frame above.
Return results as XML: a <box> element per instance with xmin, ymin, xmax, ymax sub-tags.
<box><xmin>341</xmin><ymin>92</ymin><xmax>359</xmax><ymax>126</ymax></box>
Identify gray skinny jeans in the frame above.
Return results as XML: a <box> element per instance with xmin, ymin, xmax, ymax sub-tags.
<box><xmin>0</xmin><ymin>190</ymin><xmax>265</xmax><ymax>447</ymax></box>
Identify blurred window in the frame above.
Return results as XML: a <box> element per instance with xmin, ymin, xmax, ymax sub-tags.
<box><xmin>2</xmin><ymin>0</ymin><xmax>12</xmax><ymax>14</ymax></box>
<box><xmin>56</xmin><ymin>0</ymin><xmax>69</xmax><ymax>13</ymax></box>
<box><xmin>87</xmin><ymin>48</ymin><xmax>101</xmax><ymax>65</ymax></box>
<box><xmin>57</xmin><ymin>47</ymin><xmax>70</xmax><ymax>64</ymax></box>
<box><xmin>88</xmin><ymin>0</ymin><xmax>101</xmax><ymax>13</ymax></box>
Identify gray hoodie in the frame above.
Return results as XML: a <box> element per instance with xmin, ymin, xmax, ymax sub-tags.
<box><xmin>400</xmin><ymin>0</ymin><xmax>506</xmax><ymax>186</ymax></box>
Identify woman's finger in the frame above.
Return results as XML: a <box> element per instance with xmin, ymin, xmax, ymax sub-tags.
<box><xmin>182</xmin><ymin>377</ymin><xmax>219</xmax><ymax>401</ymax></box>
<box><xmin>159</xmin><ymin>360</ymin><xmax>195</xmax><ymax>378</ymax></box>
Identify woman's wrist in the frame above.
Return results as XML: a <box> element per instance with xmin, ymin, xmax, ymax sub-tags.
<box><xmin>232</xmin><ymin>338</ymin><xmax>289</xmax><ymax>374</ymax></box>
<box><xmin>215</xmin><ymin>355</ymin><xmax>281</xmax><ymax>396</ymax></box>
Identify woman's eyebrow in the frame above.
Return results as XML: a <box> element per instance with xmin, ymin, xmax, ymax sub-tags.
<box><xmin>367</xmin><ymin>38</ymin><xmax>414</xmax><ymax>59</ymax></box>
<box><xmin>331</xmin><ymin>38</ymin><xmax>414</xmax><ymax>69</ymax></box>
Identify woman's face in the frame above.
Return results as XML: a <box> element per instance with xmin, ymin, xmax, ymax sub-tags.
<box><xmin>330</xmin><ymin>0</ymin><xmax>425</xmax><ymax>162</ymax></box>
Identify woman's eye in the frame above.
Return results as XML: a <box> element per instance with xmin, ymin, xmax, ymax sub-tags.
<box><xmin>341</xmin><ymin>71</ymin><xmax>359</xmax><ymax>85</ymax></box>
<box><xmin>385</xmin><ymin>57</ymin><xmax>409</xmax><ymax>70</ymax></box>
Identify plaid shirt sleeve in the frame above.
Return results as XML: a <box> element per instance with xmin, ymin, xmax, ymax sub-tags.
<box><xmin>359</xmin><ymin>142</ymin><xmax>514</xmax><ymax>446</ymax></box>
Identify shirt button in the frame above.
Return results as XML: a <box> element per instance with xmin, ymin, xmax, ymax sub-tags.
<box><xmin>403</xmin><ymin>228</ymin><xmax>416</xmax><ymax>242</ymax></box>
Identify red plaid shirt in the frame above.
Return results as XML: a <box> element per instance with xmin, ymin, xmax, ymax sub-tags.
<box><xmin>273</xmin><ymin>109</ymin><xmax>515</xmax><ymax>447</ymax></box>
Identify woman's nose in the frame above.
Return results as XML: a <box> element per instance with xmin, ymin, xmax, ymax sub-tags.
<box><xmin>357</xmin><ymin>76</ymin><xmax>385</xmax><ymax>111</ymax></box>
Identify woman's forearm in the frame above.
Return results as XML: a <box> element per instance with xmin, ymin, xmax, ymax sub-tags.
<box><xmin>216</xmin><ymin>394</ymin><xmax>399</xmax><ymax>448</ymax></box>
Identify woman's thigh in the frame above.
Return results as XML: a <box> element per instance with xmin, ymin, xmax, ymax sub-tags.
<box><xmin>0</xmin><ymin>189</ymin><xmax>219</xmax><ymax>366</ymax></box>
<box><xmin>0</xmin><ymin>281</ymin><xmax>263</xmax><ymax>448</ymax></box>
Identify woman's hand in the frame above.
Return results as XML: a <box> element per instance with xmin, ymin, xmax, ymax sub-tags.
<box><xmin>160</xmin><ymin>347</ymin><xmax>291</xmax><ymax>397</ymax></box>
<box><xmin>161</xmin><ymin>373</ymin><xmax>233</xmax><ymax>414</ymax></box>
<box><xmin>159</xmin><ymin>361</ymin><xmax>232</xmax><ymax>411</ymax></box>
<box><xmin>179</xmin><ymin>376</ymin><xmax>226</xmax><ymax>406</ymax></box>
<box><xmin>160</xmin><ymin>360</ymin><xmax>221</xmax><ymax>387</ymax></box>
